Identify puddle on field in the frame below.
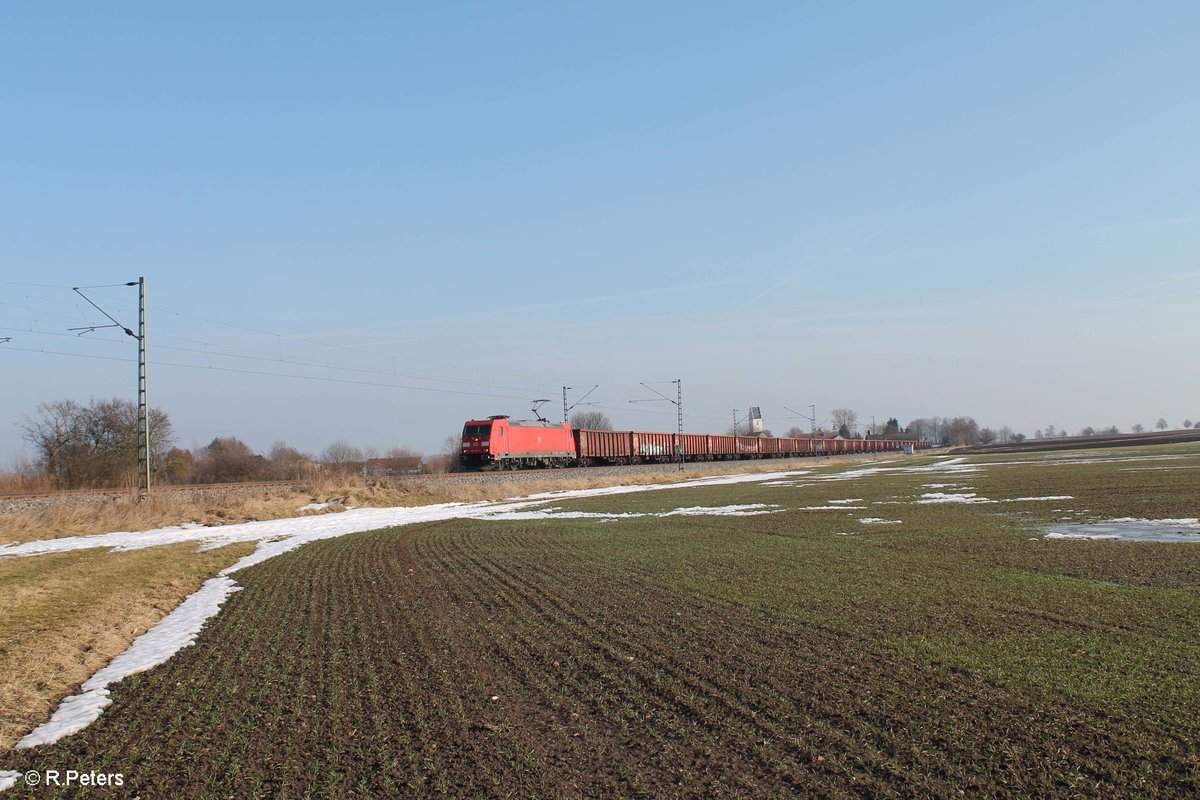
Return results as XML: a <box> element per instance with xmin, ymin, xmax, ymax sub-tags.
<box><xmin>1045</xmin><ymin>518</ymin><xmax>1200</xmax><ymax>543</ymax></box>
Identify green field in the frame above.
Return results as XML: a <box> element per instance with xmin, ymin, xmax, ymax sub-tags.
<box><xmin>4</xmin><ymin>444</ymin><xmax>1199</xmax><ymax>797</ymax></box>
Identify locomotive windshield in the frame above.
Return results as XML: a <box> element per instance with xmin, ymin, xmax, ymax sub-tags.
<box><xmin>462</xmin><ymin>424</ymin><xmax>490</xmax><ymax>437</ymax></box>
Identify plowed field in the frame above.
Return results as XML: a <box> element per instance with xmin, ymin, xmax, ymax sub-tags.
<box><xmin>4</xmin><ymin>445</ymin><xmax>1199</xmax><ymax>797</ymax></box>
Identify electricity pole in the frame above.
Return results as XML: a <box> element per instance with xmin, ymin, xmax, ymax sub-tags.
<box><xmin>630</xmin><ymin>379</ymin><xmax>684</xmax><ymax>470</ymax></box>
<box><xmin>71</xmin><ymin>278</ymin><xmax>149</xmax><ymax>495</ymax></box>
<box><xmin>784</xmin><ymin>404</ymin><xmax>817</xmax><ymax>435</ymax></box>
<box><xmin>677</xmin><ymin>379</ymin><xmax>683</xmax><ymax>468</ymax></box>
<box><xmin>137</xmin><ymin>277</ymin><xmax>149</xmax><ymax>494</ymax></box>
<box><xmin>562</xmin><ymin>385</ymin><xmax>598</xmax><ymax>425</ymax></box>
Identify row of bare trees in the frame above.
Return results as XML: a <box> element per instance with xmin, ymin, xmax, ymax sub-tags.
<box><xmin>17</xmin><ymin>398</ymin><xmax>437</xmax><ymax>488</ymax></box>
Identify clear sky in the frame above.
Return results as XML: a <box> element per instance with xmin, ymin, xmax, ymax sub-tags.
<box><xmin>2</xmin><ymin>2</ymin><xmax>1198</xmax><ymax>460</ymax></box>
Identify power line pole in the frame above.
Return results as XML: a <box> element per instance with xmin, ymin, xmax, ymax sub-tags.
<box><xmin>562</xmin><ymin>385</ymin><xmax>598</xmax><ymax>425</ymax></box>
<box><xmin>137</xmin><ymin>277</ymin><xmax>149</xmax><ymax>495</ymax></box>
<box><xmin>629</xmin><ymin>380</ymin><xmax>684</xmax><ymax>470</ymax></box>
<box><xmin>71</xmin><ymin>278</ymin><xmax>149</xmax><ymax>496</ymax></box>
<box><xmin>676</xmin><ymin>379</ymin><xmax>683</xmax><ymax>470</ymax></box>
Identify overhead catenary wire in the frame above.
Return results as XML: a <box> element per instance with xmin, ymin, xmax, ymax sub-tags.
<box><xmin>3</xmin><ymin>288</ymin><xmax>745</xmax><ymax>427</ymax></box>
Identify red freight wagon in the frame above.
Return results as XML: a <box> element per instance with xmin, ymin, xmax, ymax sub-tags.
<box><xmin>633</xmin><ymin>432</ymin><xmax>676</xmax><ymax>462</ymax></box>
<box><xmin>460</xmin><ymin>416</ymin><xmax>574</xmax><ymax>470</ymax></box>
<box><xmin>575</xmin><ymin>429</ymin><xmax>634</xmax><ymax>464</ymax></box>
<box><xmin>735</xmin><ymin>436</ymin><xmax>760</xmax><ymax>456</ymax></box>
<box><xmin>709</xmin><ymin>435</ymin><xmax>736</xmax><ymax>458</ymax></box>
<box><xmin>777</xmin><ymin>437</ymin><xmax>805</xmax><ymax>456</ymax></box>
<box><xmin>759</xmin><ymin>437</ymin><xmax>780</xmax><ymax>455</ymax></box>
<box><xmin>681</xmin><ymin>434</ymin><xmax>708</xmax><ymax>458</ymax></box>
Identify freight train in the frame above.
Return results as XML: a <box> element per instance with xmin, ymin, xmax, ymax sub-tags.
<box><xmin>460</xmin><ymin>415</ymin><xmax>930</xmax><ymax>470</ymax></box>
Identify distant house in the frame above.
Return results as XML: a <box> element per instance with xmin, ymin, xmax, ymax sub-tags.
<box><xmin>364</xmin><ymin>457</ymin><xmax>424</xmax><ymax>476</ymax></box>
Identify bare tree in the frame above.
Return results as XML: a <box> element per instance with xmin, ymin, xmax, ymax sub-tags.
<box><xmin>1156</xmin><ymin>418</ymin><xmax>1168</xmax><ymax>431</ymax></box>
<box><xmin>906</xmin><ymin>418</ymin><xmax>937</xmax><ymax>442</ymax></box>
<box><xmin>944</xmin><ymin>417</ymin><xmax>980</xmax><ymax>447</ymax></box>
<box><xmin>978</xmin><ymin>427</ymin><xmax>997</xmax><ymax>445</ymax></box>
<box><xmin>21</xmin><ymin>397</ymin><xmax>175</xmax><ymax>488</ymax></box>
<box><xmin>830</xmin><ymin>408</ymin><xmax>858</xmax><ymax>433</ymax></box>
<box><xmin>436</xmin><ymin>433</ymin><xmax>464</xmax><ymax>473</ymax></box>
<box><xmin>163</xmin><ymin>447</ymin><xmax>196</xmax><ymax>484</ymax></box>
<box><xmin>269</xmin><ymin>441</ymin><xmax>315</xmax><ymax>480</ymax></box>
<box><xmin>321</xmin><ymin>440</ymin><xmax>364</xmax><ymax>475</ymax></box>
<box><xmin>784</xmin><ymin>426</ymin><xmax>807</xmax><ymax>438</ymax></box>
<box><xmin>194</xmin><ymin>437</ymin><xmax>268</xmax><ymax>483</ymax></box>
<box><xmin>1131</xmin><ymin>423</ymin><xmax>1145</xmax><ymax>433</ymax></box>
<box><xmin>569</xmin><ymin>410</ymin><xmax>613</xmax><ymax>430</ymax></box>
<box><xmin>1184</xmin><ymin>419</ymin><xmax>1194</xmax><ymax>429</ymax></box>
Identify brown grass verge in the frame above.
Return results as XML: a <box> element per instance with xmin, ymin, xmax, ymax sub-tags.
<box><xmin>0</xmin><ymin>541</ymin><xmax>255</xmax><ymax>749</ymax></box>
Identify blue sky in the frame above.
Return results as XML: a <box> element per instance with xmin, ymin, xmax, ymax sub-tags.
<box><xmin>2</xmin><ymin>2</ymin><xmax>1198</xmax><ymax>458</ymax></box>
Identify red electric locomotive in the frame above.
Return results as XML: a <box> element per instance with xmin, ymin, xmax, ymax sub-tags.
<box><xmin>459</xmin><ymin>415</ymin><xmax>575</xmax><ymax>470</ymax></box>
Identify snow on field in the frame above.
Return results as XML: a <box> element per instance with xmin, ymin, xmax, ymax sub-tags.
<box><xmin>1000</xmin><ymin>495</ymin><xmax>1074</xmax><ymax>502</ymax></box>
<box><xmin>795</xmin><ymin>506</ymin><xmax>868</xmax><ymax>511</ymax></box>
<box><xmin>662</xmin><ymin>504</ymin><xmax>782</xmax><ymax>516</ymax></box>
<box><xmin>1045</xmin><ymin>518</ymin><xmax>1200</xmax><ymax>543</ymax></box>
<box><xmin>479</xmin><ymin>503</ymin><xmax>783</xmax><ymax>521</ymax></box>
<box><xmin>827</xmin><ymin>498</ymin><xmax>863</xmax><ymax>504</ymax></box>
<box><xmin>915</xmin><ymin>492</ymin><xmax>995</xmax><ymax>504</ymax></box>
<box><xmin>0</xmin><ymin>773</ymin><xmax>16</xmax><ymax>792</ymax></box>
<box><xmin>859</xmin><ymin>518</ymin><xmax>903</xmax><ymax>525</ymax></box>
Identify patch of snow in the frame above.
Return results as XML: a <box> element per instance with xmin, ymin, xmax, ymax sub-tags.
<box><xmin>859</xmin><ymin>518</ymin><xmax>902</xmax><ymax>525</ymax></box>
<box><xmin>660</xmin><ymin>504</ymin><xmax>781</xmax><ymax>517</ymax></box>
<box><xmin>1045</xmin><ymin>518</ymin><xmax>1200</xmax><ymax>544</ymax></box>
<box><xmin>794</xmin><ymin>506</ymin><xmax>868</xmax><ymax>511</ymax></box>
<box><xmin>0</xmin><ymin>772</ymin><xmax>18</xmax><ymax>792</ymax></box>
<box><xmin>297</xmin><ymin>501</ymin><xmax>334</xmax><ymax>512</ymax></box>
<box><xmin>16</xmin><ymin>574</ymin><xmax>244</xmax><ymax>748</ymax></box>
<box><xmin>914</xmin><ymin>492</ymin><xmax>995</xmax><ymax>504</ymax></box>
<box><xmin>999</xmin><ymin>495</ymin><xmax>1075</xmax><ymax>502</ymax></box>
<box><xmin>1119</xmin><ymin>465</ymin><xmax>1200</xmax><ymax>472</ymax></box>
<box><xmin>827</xmin><ymin>498</ymin><xmax>863</xmax><ymax>504</ymax></box>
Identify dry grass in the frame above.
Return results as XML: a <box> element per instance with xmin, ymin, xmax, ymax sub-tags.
<box><xmin>0</xmin><ymin>540</ymin><xmax>254</xmax><ymax>749</ymax></box>
<box><xmin>0</xmin><ymin>489</ymin><xmax>331</xmax><ymax>545</ymax></box>
<box><xmin>0</xmin><ymin>454</ymin><xmax>915</xmax><ymax>545</ymax></box>
<box><xmin>0</xmin><ymin>472</ymin><xmax>55</xmax><ymax>495</ymax></box>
